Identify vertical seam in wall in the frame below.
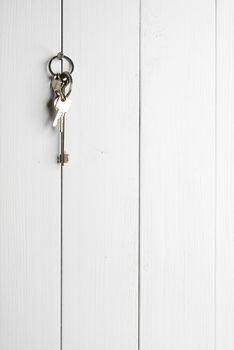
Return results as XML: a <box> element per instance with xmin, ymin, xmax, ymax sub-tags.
<box><xmin>214</xmin><ymin>0</ymin><xmax>217</xmax><ymax>348</ymax></box>
<box><xmin>138</xmin><ymin>0</ymin><xmax>141</xmax><ymax>350</ymax></box>
<box><xmin>60</xmin><ymin>143</ymin><xmax>63</xmax><ymax>350</ymax></box>
<box><xmin>60</xmin><ymin>1</ymin><xmax>64</xmax><ymax>350</ymax></box>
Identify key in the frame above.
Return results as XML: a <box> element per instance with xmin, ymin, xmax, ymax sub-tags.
<box><xmin>60</xmin><ymin>72</ymin><xmax>73</xmax><ymax>98</ymax></box>
<box><xmin>53</xmin><ymin>97</ymin><xmax>72</xmax><ymax>165</ymax></box>
<box><xmin>48</xmin><ymin>53</ymin><xmax>74</xmax><ymax>166</ymax></box>
<box><xmin>58</xmin><ymin>115</ymin><xmax>69</xmax><ymax>165</ymax></box>
<box><xmin>51</xmin><ymin>74</ymin><xmax>66</xmax><ymax>100</ymax></box>
<box><xmin>51</xmin><ymin>74</ymin><xmax>62</xmax><ymax>92</ymax></box>
<box><xmin>51</xmin><ymin>72</ymin><xmax>72</xmax><ymax>99</ymax></box>
<box><xmin>53</xmin><ymin>96</ymin><xmax>72</xmax><ymax>127</ymax></box>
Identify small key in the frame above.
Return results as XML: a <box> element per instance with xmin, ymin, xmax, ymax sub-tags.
<box><xmin>51</xmin><ymin>74</ymin><xmax>62</xmax><ymax>92</ymax></box>
<box><xmin>51</xmin><ymin>74</ymin><xmax>66</xmax><ymax>100</ymax></box>
<box><xmin>53</xmin><ymin>97</ymin><xmax>72</xmax><ymax>127</ymax></box>
<box><xmin>51</xmin><ymin>72</ymin><xmax>72</xmax><ymax>99</ymax></box>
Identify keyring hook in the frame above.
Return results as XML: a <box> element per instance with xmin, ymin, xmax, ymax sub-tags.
<box><xmin>48</xmin><ymin>52</ymin><xmax>74</xmax><ymax>75</ymax></box>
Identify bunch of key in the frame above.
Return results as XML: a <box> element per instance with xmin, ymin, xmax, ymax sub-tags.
<box><xmin>49</xmin><ymin>53</ymin><xmax>74</xmax><ymax>166</ymax></box>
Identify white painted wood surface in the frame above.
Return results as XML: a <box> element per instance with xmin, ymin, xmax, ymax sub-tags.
<box><xmin>216</xmin><ymin>1</ymin><xmax>234</xmax><ymax>348</ymax></box>
<box><xmin>0</xmin><ymin>1</ymin><xmax>61</xmax><ymax>349</ymax></box>
<box><xmin>63</xmin><ymin>0</ymin><xmax>139</xmax><ymax>349</ymax></box>
<box><xmin>141</xmin><ymin>0</ymin><xmax>215</xmax><ymax>349</ymax></box>
<box><xmin>2</xmin><ymin>0</ymin><xmax>234</xmax><ymax>349</ymax></box>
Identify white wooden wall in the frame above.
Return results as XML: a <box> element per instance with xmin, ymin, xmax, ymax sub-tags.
<box><xmin>0</xmin><ymin>0</ymin><xmax>233</xmax><ymax>349</ymax></box>
<box><xmin>141</xmin><ymin>0</ymin><xmax>215</xmax><ymax>348</ymax></box>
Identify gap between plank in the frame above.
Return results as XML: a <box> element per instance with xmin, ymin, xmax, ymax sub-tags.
<box><xmin>138</xmin><ymin>1</ymin><xmax>142</xmax><ymax>350</ymax></box>
<box><xmin>214</xmin><ymin>0</ymin><xmax>217</xmax><ymax>349</ymax></box>
<box><xmin>60</xmin><ymin>1</ymin><xmax>64</xmax><ymax>350</ymax></box>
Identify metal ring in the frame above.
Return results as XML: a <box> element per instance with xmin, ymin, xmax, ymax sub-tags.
<box><xmin>48</xmin><ymin>52</ymin><xmax>74</xmax><ymax>76</ymax></box>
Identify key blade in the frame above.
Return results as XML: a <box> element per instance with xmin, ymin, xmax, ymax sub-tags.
<box><xmin>53</xmin><ymin>111</ymin><xmax>63</xmax><ymax>127</ymax></box>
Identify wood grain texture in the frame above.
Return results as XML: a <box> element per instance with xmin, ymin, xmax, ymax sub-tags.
<box><xmin>0</xmin><ymin>1</ymin><xmax>61</xmax><ymax>349</ymax></box>
<box><xmin>216</xmin><ymin>0</ymin><xmax>234</xmax><ymax>348</ymax></box>
<box><xmin>63</xmin><ymin>0</ymin><xmax>139</xmax><ymax>349</ymax></box>
<box><xmin>140</xmin><ymin>0</ymin><xmax>215</xmax><ymax>348</ymax></box>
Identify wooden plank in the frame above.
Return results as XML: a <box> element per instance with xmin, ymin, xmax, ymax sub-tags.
<box><xmin>0</xmin><ymin>1</ymin><xmax>61</xmax><ymax>349</ymax></box>
<box><xmin>216</xmin><ymin>0</ymin><xmax>234</xmax><ymax>348</ymax></box>
<box><xmin>63</xmin><ymin>0</ymin><xmax>139</xmax><ymax>349</ymax></box>
<box><xmin>140</xmin><ymin>0</ymin><xmax>215</xmax><ymax>349</ymax></box>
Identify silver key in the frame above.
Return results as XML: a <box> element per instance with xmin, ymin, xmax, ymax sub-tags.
<box><xmin>49</xmin><ymin>53</ymin><xmax>74</xmax><ymax>166</ymax></box>
<box><xmin>51</xmin><ymin>75</ymin><xmax>63</xmax><ymax>93</ymax></box>
<box><xmin>51</xmin><ymin>74</ymin><xmax>66</xmax><ymax>100</ymax></box>
<box><xmin>53</xmin><ymin>96</ymin><xmax>72</xmax><ymax>165</ymax></box>
<box><xmin>51</xmin><ymin>72</ymin><xmax>72</xmax><ymax>99</ymax></box>
<box><xmin>58</xmin><ymin>115</ymin><xmax>69</xmax><ymax>165</ymax></box>
<box><xmin>53</xmin><ymin>97</ymin><xmax>72</xmax><ymax>127</ymax></box>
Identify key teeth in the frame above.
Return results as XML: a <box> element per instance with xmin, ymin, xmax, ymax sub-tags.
<box><xmin>57</xmin><ymin>153</ymin><xmax>70</xmax><ymax>164</ymax></box>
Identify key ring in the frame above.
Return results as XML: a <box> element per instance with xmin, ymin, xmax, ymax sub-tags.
<box><xmin>48</xmin><ymin>52</ymin><xmax>74</xmax><ymax>76</ymax></box>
